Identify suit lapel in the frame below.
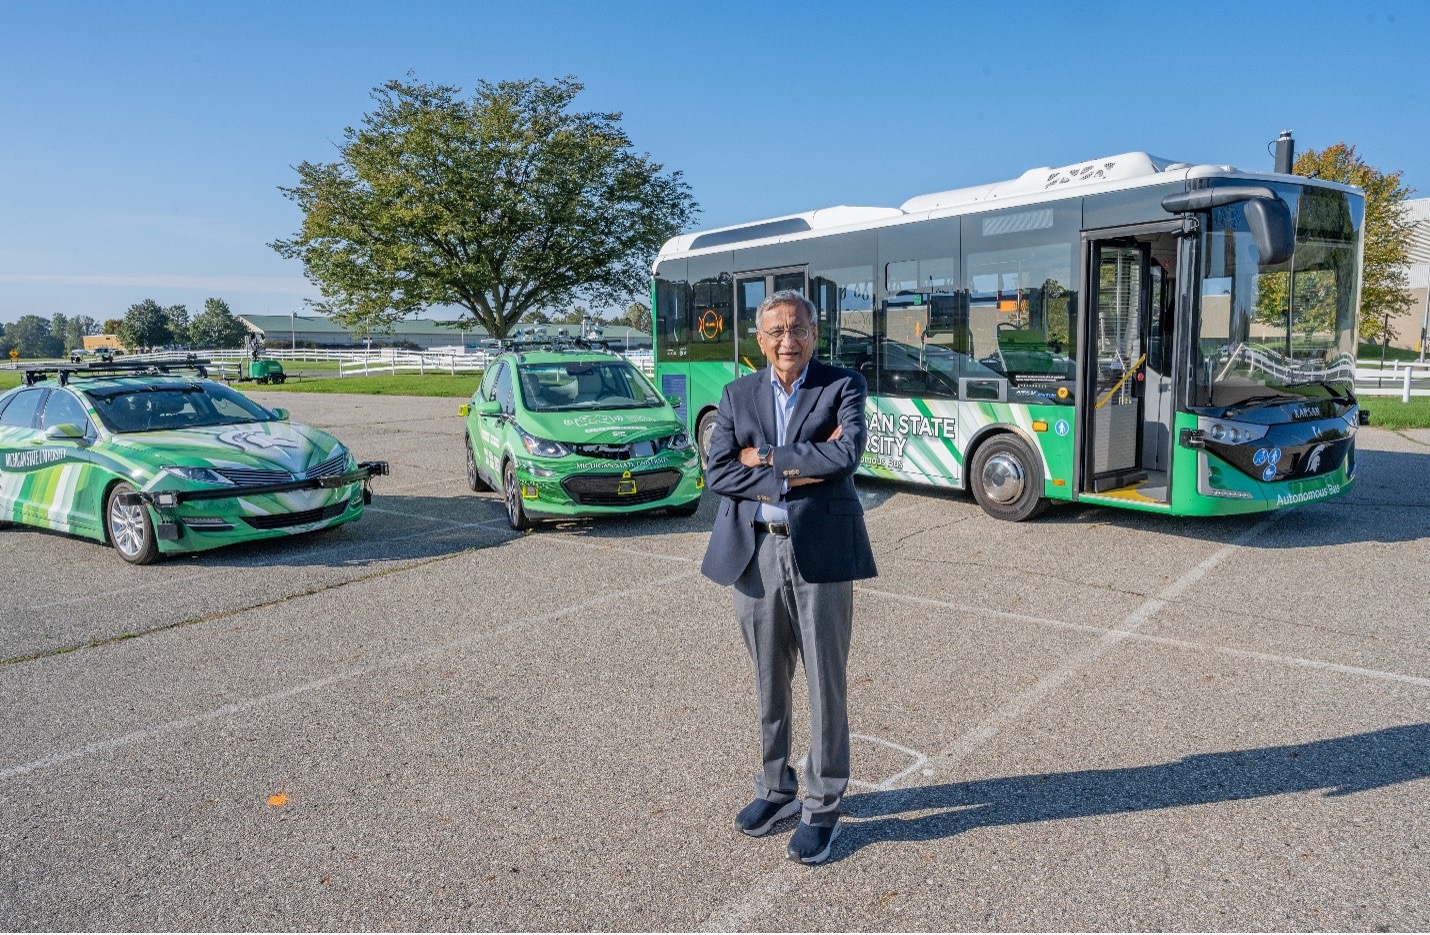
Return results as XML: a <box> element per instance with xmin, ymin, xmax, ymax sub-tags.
<box><xmin>755</xmin><ymin>367</ymin><xmax>776</xmax><ymax>444</ymax></box>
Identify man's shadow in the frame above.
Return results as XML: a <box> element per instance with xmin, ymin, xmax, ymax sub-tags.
<box><xmin>839</xmin><ymin>724</ymin><xmax>1430</xmax><ymax>859</ymax></box>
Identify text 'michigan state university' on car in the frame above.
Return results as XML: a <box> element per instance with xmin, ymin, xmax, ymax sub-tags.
<box><xmin>0</xmin><ymin>359</ymin><xmax>388</xmax><ymax>564</ymax></box>
<box><xmin>460</xmin><ymin>345</ymin><xmax>702</xmax><ymax>530</ymax></box>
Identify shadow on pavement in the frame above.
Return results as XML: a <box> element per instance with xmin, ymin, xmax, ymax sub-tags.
<box><xmin>838</xmin><ymin>723</ymin><xmax>1430</xmax><ymax>861</ymax></box>
<box><xmin>853</xmin><ymin>446</ymin><xmax>1429</xmax><ymax>548</ymax></box>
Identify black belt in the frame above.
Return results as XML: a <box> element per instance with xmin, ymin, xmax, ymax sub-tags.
<box><xmin>752</xmin><ymin>520</ymin><xmax>790</xmax><ymax>537</ymax></box>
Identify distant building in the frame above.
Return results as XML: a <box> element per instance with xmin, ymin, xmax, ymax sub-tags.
<box><xmin>82</xmin><ymin>335</ymin><xmax>124</xmax><ymax>351</ymax></box>
<box><xmin>1395</xmin><ymin>197</ymin><xmax>1430</xmax><ymax>353</ymax></box>
<box><xmin>235</xmin><ymin>314</ymin><xmax>490</xmax><ymax>350</ymax></box>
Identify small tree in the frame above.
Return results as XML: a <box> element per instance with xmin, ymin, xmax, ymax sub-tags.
<box><xmin>623</xmin><ymin>301</ymin><xmax>651</xmax><ymax>333</ymax></box>
<box><xmin>189</xmin><ymin>297</ymin><xmax>251</xmax><ymax>348</ymax></box>
<box><xmin>1295</xmin><ymin>143</ymin><xmax>1415</xmax><ymax>342</ymax></box>
<box><xmin>118</xmin><ymin>299</ymin><xmax>174</xmax><ymax>352</ymax></box>
<box><xmin>272</xmin><ymin>76</ymin><xmax>698</xmax><ymax>339</ymax></box>
<box><xmin>164</xmin><ymin>304</ymin><xmax>192</xmax><ymax>346</ymax></box>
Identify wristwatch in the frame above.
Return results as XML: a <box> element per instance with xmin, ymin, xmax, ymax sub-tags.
<box><xmin>756</xmin><ymin>444</ymin><xmax>774</xmax><ymax>466</ymax></box>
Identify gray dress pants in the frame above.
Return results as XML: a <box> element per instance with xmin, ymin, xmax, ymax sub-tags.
<box><xmin>733</xmin><ymin>528</ymin><xmax>853</xmax><ymax>827</ymax></box>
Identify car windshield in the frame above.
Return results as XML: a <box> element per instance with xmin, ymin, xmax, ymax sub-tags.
<box><xmin>84</xmin><ymin>381</ymin><xmax>275</xmax><ymax>433</ymax></box>
<box><xmin>517</xmin><ymin>360</ymin><xmax>664</xmax><ymax>412</ymax></box>
<box><xmin>1193</xmin><ymin>183</ymin><xmax>1363</xmax><ymax>408</ymax></box>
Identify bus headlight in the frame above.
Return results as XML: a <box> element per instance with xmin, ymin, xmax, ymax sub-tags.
<box><xmin>1202</xmin><ymin>419</ymin><xmax>1268</xmax><ymax>444</ymax></box>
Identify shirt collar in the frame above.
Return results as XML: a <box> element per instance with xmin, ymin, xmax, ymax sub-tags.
<box><xmin>769</xmin><ymin>362</ymin><xmax>811</xmax><ymax>395</ymax></box>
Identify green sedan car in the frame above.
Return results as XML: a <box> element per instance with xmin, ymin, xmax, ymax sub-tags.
<box><xmin>461</xmin><ymin>349</ymin><xmax>702</xmax><ymax>529</ymax></box>
<box><xmin>0</xmin><ymin>361</ymin><xmax>387</xmax><ymax>564</ymax></box>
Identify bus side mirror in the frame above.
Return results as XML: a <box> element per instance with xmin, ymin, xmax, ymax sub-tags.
<box><xmin>1244</xmin><ymin>197</ymin><xmax>1295</xmax><ymax>266</ymax></box>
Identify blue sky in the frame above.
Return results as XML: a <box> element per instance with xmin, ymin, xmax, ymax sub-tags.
<box><xmin>2</xmin><ymin>0</ymin><xmax>1426</xmax><ymax>326</ymax></box>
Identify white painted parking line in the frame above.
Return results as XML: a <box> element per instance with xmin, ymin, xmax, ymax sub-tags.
<box><xmin>0</xmin><ymin>567</ymin><xmax>701</xmax><ymax>781</ymax></box>
<box><xmin>700</xmin><ymin>511</ymin><xmax>1289</xmax><ymax>927</ymax></box>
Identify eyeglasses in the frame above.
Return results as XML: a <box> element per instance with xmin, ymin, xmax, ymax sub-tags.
<box><xmin>760</xmin><ymin>326</ymin><xmax>813</xmax><ymax>341</ymax></box>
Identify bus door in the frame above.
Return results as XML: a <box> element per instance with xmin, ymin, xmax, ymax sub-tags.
<box><xmin>1080</xmin><ymin>226</ymin><xmax>1179</xmax><ymax>503</ymax></box>
<box><xmin>734</xmin><ymin>267</ymin><xmax>806</xmax><ymax>373</ymax></box>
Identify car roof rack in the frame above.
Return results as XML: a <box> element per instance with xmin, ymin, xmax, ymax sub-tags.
<box><xmin>19</xmin><ymin>356</ymin><xmax>213</xmax><ymax>387</ymax></box>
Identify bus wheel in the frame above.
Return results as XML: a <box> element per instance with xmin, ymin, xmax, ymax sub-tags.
<box><xmin>696</xmin><ymin>410</ymin><xmax>719</xmax><ymax>469</ymax></box>
<box><xmin>969</xmin><ymin>435</ymin><xmax>1049</xmax><ymax>522</ymax></box>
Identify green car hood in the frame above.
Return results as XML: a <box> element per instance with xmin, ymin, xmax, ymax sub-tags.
<box><xmin>106</xmin><ymin>420</ymin><xmax>345</xmax><ymax>474</ymax></box>
<box><xmin>523</xmin><ymin>408</ymin><xmax>683</xmax><ymax>445</ymax></box>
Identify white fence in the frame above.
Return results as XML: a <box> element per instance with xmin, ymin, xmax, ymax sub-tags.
<box><xmin>110</xmin><ymin>346</ymin><xmax>657</xmax><ymax>378</ymax></box>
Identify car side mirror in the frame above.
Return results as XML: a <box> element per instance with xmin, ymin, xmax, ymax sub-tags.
<box><xmin>45</xmin><ymin>423</ymin><xmax>86</xmax><ymax>440</ymax></box>
<box><xmin>270</xmin><ymin>407</ymin><xmax>290</xmax><ymax>421</ymax></box>
<box><xmin>475</xmin><ymin>400</ymin><xmax>502</xmax><ymax>416</ymax></box>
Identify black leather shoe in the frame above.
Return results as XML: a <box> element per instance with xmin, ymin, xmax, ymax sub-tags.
<box><xmin>786</xmin><ymin>820</ymin><xmax>840</xmax><ymax>864</ymax></box>
<box><xmin>734</xmin><ymin>798</ymin><xmax>800</xmax><ymax>836</ymax></box>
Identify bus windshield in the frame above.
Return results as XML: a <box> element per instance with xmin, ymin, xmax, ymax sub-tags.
<box><xmin>1194</xmin><ymin>184</ymin><xmax>1363</xmax><ymax>409</ymax></box>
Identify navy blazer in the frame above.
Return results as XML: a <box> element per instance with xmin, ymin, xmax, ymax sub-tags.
<box><xmin>699</xmin><ymin>359</ymin><xmax>878</xmax><ymax>586</ymax></box>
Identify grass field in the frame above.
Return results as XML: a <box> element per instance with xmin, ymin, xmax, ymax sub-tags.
<box><xmin>1360</xmin><ymin>395</ymin><xmax>1430</xmax><ymax>430</ymax></box>
<box><xmin>0</xmin><ymin>366</ymin><xmax>477</xmax><ymax>398</ymax></box>
<box><xmin>246</xmin><ymin>372</ymin><xmax>478</xmax><ymax>397</ymax></box>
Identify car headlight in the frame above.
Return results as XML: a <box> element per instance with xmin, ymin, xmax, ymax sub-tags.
<box><xmin>664</xmin><ymin>432</ymin><xmax>692</xmax><ymax>451</ymax></box>
<box><xmin>160</xmin><ymin>465</ymin><xmax>234</xmax><ymax>485</ymax></box>
<box><xmin>518</xmin><ymin>429</ymin><xmax>570</xmax><ymax>458</ymax></box>
<box><xmin>1201</xmin><ymin>419</ymin><xmax>1269</xmax><ymax>445</ymax></box>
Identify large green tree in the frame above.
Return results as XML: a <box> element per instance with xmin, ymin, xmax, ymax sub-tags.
<box><xmin>7</xmin><ymin>315</ymin><xmax>62</xmax><ymax>359</ymax></box>
<box><xmin>189</xmin><ymin>297</ymin><xmax>250</xmax><ymax>348</ymax></box>
<box><xmin>272</xmin><ymin>76</ymin><xmax>698</xmax><ymax>339</ymax></box>
<box><xmin>1295</xmin><ymin>143</ymin><xmax>1415</xmax><ymax>342</ymax></box>
<box><xmin>118</xmin><ymin>299</ymin><xmax>174</xmax><ymax>352</ymax></box>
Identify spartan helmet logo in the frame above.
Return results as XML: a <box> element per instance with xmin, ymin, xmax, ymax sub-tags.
<box><xmin>1303</xmin><ymin>444</ymin><xmax>1326</xmax><ymax>475</ymax></box>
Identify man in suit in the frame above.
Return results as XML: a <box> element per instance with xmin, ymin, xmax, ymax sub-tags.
<box><xmin>701</xmin><ymin>290</ymin><xmax>877</xmax><ymax>865</ymax></box>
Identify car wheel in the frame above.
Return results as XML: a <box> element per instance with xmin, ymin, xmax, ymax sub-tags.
<box><xmin>465</xmin><ymin>434</ymin><xmax>491</xmax><ymax>492</ymax></box>
<box><xmin>968</xmin><ymin>435</ymin><xmax>1049</xmax><ymax>522</ymax></box>
<box><xmin>273</xmin><ymin>374</ymin><xmax>286</xmax><ymax>384</ymax></box>
<box><xmin>106</xmin><ymin>482</ymin><xmax>160</xmax><ymax>564</ymax></box>
<box><xmin>696</xmin><ymin>409</ymin><xmax>719</xmax><ymax>470</ymax></box>
<box><xmin>502</xmin><ymin>459</ymin><xmax>531</xmax><ymax>531</ymax></box>
<box><xmin>666</xmin><ymin>497</ymin><xmax>700</xmax><ymax>517</ymax></box>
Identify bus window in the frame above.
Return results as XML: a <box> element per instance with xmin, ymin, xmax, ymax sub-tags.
<box><xmin>686</xmin><ymin>275</ymin><xmax>734</xmax><ymax>364</ymax></box>
<box><xmin>811</xmin><ymin>264</ymin><xmax>874</xmax><ymax>378</ymax></box>
<box><xmin>963</xmin><ymin>236</ymin><xmax>1077</xmax><ymax>403</ymax></box>
<box><xmin>654</xmin><ymin>273</ymin><xmax>688</xmax><ymax>355</ymax></box>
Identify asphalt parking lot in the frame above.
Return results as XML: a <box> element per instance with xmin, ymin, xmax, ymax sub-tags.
<box><xmin>2</xmin><ymin>392</ymin><xmax>1428</xmax><ymax>931</ymax></box>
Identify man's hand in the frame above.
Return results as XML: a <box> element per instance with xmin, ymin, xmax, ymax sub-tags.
<box><xmin>785</xmin><ymin>424</ymin><xmax>845</xmax><ymax>485</ymax></box>
<box><xmin>738</xmin><ymin>447</ymin><xmax>762</xmax><ymax>468</ymax></box>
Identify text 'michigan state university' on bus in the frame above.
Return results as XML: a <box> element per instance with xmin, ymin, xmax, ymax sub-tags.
<box><xmin>650</xmin><ymin>151</ymin><xmax>1366</xmax><ymax>521</ymax></box>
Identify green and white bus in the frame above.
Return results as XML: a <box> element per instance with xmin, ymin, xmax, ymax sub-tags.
<box><xmin>651</xmin><ymin>151</ymin><xmax>1365</xmax><ymax>521</ymax></box>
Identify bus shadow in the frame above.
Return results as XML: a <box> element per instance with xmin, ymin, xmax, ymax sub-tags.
<box><xmin>837</xmin><ymin>723</ymin><xmax>1430</xmax><ymax>861</ymax></box>
<box><xmin>854</xmin><ymin>445</ymin><xmax>1428</xmax><ymax>548</ymax></box>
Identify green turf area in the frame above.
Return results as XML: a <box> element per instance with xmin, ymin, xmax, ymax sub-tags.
<box><xmin>1359</xmin><ymin>342</ymin><xmax>1426</xmax><ymax>364</ymax></box>
<box><xmin>1359</xmin><ymin>395</ymin><xmax>1430</xmax><ymax>430</ymax></box>
<box><xmin>240</xmin><ymin>372</ymin><xmax>480</xmax><ymax>397</ymax></box>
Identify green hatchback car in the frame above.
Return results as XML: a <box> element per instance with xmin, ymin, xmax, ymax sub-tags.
<box><xmin>0</xmin><ymin>361</ymin><xmax>388</xmax><ymax>564</ymax></box>
<box><xmin>461</xmin><ymin>349</ymin><xmax>702</xmax><ymax>529</ymax></box>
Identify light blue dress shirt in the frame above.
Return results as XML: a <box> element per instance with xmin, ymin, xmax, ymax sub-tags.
<box><xmin>754</xmin><ymin>364</ymin><xmax>809</xmax><ymax>523</ymax></box>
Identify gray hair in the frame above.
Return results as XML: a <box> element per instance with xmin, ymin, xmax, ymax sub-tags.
<box><xmin>755</xmin><ymin>290</ymin><xmax>818</xmax><ymax>331</ymax></box>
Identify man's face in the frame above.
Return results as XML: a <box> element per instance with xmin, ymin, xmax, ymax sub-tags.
<box><xmin>755</xmin><ymin>301</ymin><xmax>817</xmax><ymax>383</ymax></box>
